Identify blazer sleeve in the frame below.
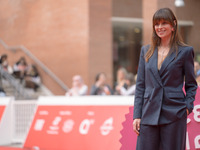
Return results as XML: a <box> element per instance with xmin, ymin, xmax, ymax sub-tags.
<box><xmin>133</xmin><ymin>46</ymin><xmax>146</xmax><ymax>119</ymax></box>
<box><xmin>184</xmin><ymin>47</ymin><xmax>197</xmax><ymax>114</ymax></box>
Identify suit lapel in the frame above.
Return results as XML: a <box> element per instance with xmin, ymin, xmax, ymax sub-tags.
<box><xmin>149</xmin><ymin>48</ymin><xmax>163</xmax><ymax>86</ymax></box>
<box><xmin>159</xmin><ymin>47</ymin><xmax>181</xmax><ymax>75</ymax></box>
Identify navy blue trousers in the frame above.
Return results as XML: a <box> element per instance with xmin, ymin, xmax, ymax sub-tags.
<box><xmin>136</xmin><ymin>115</ymin><xmax>187</xmax><ymax>150</ymax></box>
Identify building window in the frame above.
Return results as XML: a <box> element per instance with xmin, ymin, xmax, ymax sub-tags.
<box><xmin>112</xmin><ymin>18</ymin><xmax>142</xmax><ymax>84</ymax></box>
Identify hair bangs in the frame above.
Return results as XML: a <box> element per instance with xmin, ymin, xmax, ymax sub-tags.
<box><xmin>153</xmin><ymin>8</ymin><xmax>174</xmax><ymax>26</ymax></box>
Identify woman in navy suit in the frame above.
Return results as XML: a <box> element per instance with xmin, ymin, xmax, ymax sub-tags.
<box><xmin>133</xmin><ymin>8</ymin><xmax>197</xmax><ymax>150</ymax></box>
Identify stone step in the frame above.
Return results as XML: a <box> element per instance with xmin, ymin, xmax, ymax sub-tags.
<box><xmin>2</xmin><ymin>79</ymin><xmax>52</xmax><ymax>100</ymax></box>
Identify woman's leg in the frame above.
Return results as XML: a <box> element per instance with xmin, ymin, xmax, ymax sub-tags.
<box><xmin>160</xmin><ymin>115</ymin><xmax>187</xmax><ymax>150</ymax></box>
<box><xmin>136</xmin><ymin>124</ymin><xmax>160</xmax><ymax>150</ymax></box>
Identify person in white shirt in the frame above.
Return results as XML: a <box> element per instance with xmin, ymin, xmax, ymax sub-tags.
<box><xmin>116</xmin><ymin>73</ymin><xmax>136</xmax><ymax>95</ymax></box>
<box><xmin>66</xmin><ymin>75</ymin><xmax>88</xmax><ymax>96</ymax></box>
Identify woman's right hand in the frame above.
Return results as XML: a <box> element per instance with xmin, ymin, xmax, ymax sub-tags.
<box><xmin>133</xmin><ymin>119</ymin><xmax>141</xmax><ymax>136</ymax></box>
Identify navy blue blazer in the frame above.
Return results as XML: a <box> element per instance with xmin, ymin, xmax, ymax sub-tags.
<box><xmin>133</xmin><ymin>45</ymin><xmax>197</xmax><ymax>125</ymax></box>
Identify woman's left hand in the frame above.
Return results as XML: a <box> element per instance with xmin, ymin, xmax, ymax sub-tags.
<box><xmin>186</xmin><ymin>109</ymin><xmax>189</xmax><ymax>115</ymax></box>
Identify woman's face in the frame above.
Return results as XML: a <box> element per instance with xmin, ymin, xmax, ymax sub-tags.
<box><xmin>117</xmin><ymin>70</ymin><xmax>125</xmax><ymax>80</ymax></box>
<box><xmin>72</xmin><ymin>76</ymin><xmax>82</xmax><ymax>87</ymax></box>
<box><xmin>99</xmin><ymin>74</ymin><xmax>106</xmax><ymax>83</ymax></box>
<box><xmin>154</xmin><ymin>19</ymin><xmax>174</xmax><ymax>40</ymax></box>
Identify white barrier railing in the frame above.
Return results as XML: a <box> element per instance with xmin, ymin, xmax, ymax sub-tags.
<box><xmin>12</xmin><ymin>100</ymin><xmax>37</xmax><ymax>143</ymax></box>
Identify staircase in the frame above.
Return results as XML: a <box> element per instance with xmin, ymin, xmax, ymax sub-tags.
<box><xmin>0</xmin><ymin>66</ymin><xmax>52</xmax><ymax>100</ymax></box>
<box><xmin>0</xmin><ymin>39</ymin><xmax>68</xmax><ymax>95</ymax></box>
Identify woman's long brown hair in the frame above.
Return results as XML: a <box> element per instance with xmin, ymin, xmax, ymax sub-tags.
<box><xmin>145</xmin><ymin>8</ymin><xmax>186</xmax><ymax>62</ymax></box>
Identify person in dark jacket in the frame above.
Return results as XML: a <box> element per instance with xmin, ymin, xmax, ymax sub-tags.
<box><xmin>90</xmin><ymin>72</ymin><xmax>113</xmax><ymax>95</ymax></box>
<box><xmin>133</xmin><ymin>8</ymin><xmax>197</xmax><ymax>150</ymax></box>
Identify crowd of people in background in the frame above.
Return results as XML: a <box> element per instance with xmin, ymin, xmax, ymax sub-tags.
<box><xmin>66</xmin><ymin>60</ymin><xmax>200</xmax><ymax>96</ymax></box>
<box><xmin>65</xmin><ymin>67</ymin><xmax>137</xmax><ymax>96</ymax></box>
<box><xmin>0</xmin><ymin>54</ymin><xmax>41</xmax><ymax>96</ymax></box>
<box><xmin>1</xmin><ymin>54</ymin><xmax>199</xmax><ymax>97</ymax></box>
